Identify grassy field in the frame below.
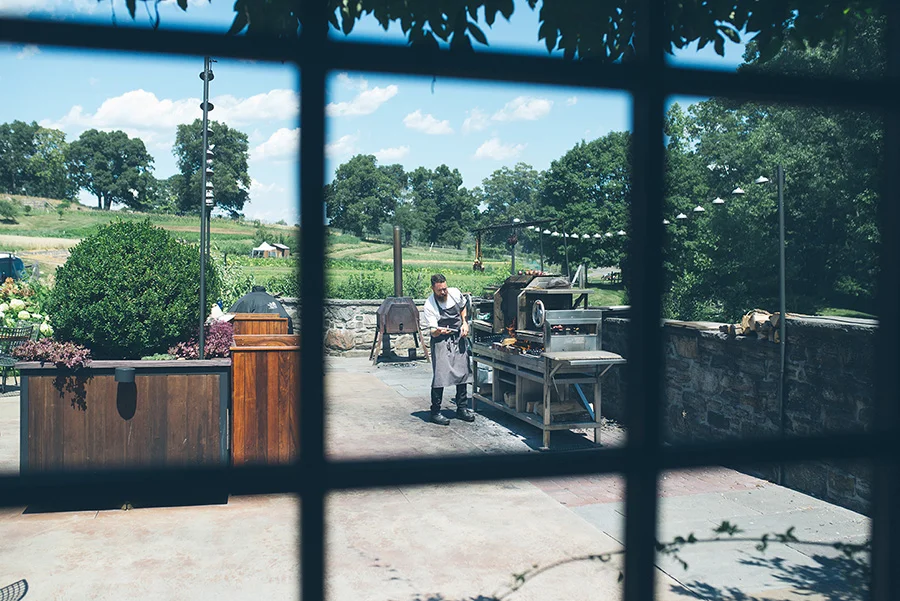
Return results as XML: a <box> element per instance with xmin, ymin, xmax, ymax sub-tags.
<box><xmin>0</xmin><ymin>195</ymin><xmax>627</xmax><ymax>305</ymax></box>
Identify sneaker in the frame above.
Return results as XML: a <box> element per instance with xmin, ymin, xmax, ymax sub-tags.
<box><xmin>456</xmin><ymin>408</ymin><xmax>475</xmax><ymax>422</ymax></box>
<box><xmin>431</xmin><ymin>412</ymin><xmax>451</xmax><ymax>426</ymax></box>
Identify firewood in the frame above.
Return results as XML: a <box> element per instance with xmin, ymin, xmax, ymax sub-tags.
<box><xmin>770</xmin><ymin>312</ymin><xmax>781</xmax><ymax>328</ymax></box>
<box><xmin>741</xmin><ymin>313</ymin><xmax>752</xmax><ymax>332</ymax></box>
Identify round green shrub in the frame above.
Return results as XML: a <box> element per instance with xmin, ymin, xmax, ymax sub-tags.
<box><xmin>49</xmin><ymin>219</ymin><xmax>221</xmax><ymax>359</ymax></box>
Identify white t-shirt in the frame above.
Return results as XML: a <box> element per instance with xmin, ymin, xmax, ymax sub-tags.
<box><xmin>423</xmin><ymin>287</ymin><xmax>465</xmax><ymax>329</ymax></box>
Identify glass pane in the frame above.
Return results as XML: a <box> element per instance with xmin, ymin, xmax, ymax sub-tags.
<box><xmin>324</xmin><ymin>71</ymin><xmax>630</xmax><ymax>459</ymax></box>
<box><xmin>657</xmin><ymin>463</ymin><xmax>870</xmax><ymax>600</ymax></box>
<box><xmin>329</xmin><ymin>480</ymin><xmax>625</xmax><ymax>600</ymax></box>
<box><xmin>660</xmin><ymin>91</ymin><xmax>881</xmax><ymax>445</ymax></box>
<box><xmin>0</xmin><ymin>0</ymin><xmax>238</xmax><ymax>33</ymax></box>
<box><xmin>0</xmin><ymin>492</ymin><xmax>300</xmax><ymax>598</ymax></box>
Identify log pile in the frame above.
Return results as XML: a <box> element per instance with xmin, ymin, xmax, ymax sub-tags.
<box><xmin>719</xmin><ymin>309</ymin><xmax>783</xmax><ymax>343</ymax></box>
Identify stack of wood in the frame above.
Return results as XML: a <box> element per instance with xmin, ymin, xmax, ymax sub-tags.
<box><xmin>719</xmin><ymin>309</ymin><xmax>783</xmax><ymax>343</ymax></box>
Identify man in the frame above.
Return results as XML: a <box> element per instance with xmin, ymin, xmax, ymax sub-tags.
<box><xmin>423</xmin><ymin>273</ymin><xmax>475</xmax><ymax>425</ymax></box>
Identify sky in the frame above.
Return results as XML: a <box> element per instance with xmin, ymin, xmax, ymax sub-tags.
<box><xmin>0</xmin><ymin>0</ymin><xmax>746</xmax><ymax>223</ymax></box>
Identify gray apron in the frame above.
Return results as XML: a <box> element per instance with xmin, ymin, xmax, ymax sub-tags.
<box><xmin>430</xmin><ymin>295</ymin><xmax>473</xmax><ymax>388</ymax></box>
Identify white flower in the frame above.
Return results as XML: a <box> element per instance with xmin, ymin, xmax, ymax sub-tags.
<box><xmin>31</xmin><ymin>313</ymin><xmax>42</xmax><ymax>320</ymax></box>
<box><xmin>0</xmin><ymin>303</ymin><xmax>8</xmax><ymax>312</ymax></box>
<box><xmin>39</xmin><ymin>322</ymin><xmax>53</xmax><ymax>336</ymax></box>
<box><xmin>9</xmin><ymin>299</ymin><xmax>25</xmax><ymax>311</ymax></box>
<box><xmin>17</xmin><ymin>310</ymin><xmax>30</xmax><ymax>320</ymax></box>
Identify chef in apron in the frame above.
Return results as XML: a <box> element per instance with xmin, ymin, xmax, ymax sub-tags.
<box><xmin>423</xmin><ymin>274</ymin><xmax>475</xmax><ymax>425</ymax></box>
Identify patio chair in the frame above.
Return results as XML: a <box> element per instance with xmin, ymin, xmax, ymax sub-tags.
<box><xmin>0</xmin><ymin>578</ymin><xmax>28</xmax><ymax>601</ymax></box>
<box><xmin>0</xmin><ymin>325</ymin><xmax>35</xmax><ymax>393</ymax></box>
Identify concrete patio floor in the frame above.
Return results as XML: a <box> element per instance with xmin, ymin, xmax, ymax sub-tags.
<box><xmin>0</xmin><ymin>357</ymin><xmax>870</xmax><ymax>601</ymax></box>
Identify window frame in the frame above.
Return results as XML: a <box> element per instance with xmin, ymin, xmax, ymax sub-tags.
<box><xmin>0</xmin><ymin>3</ymin><xmax>897</xmax><ymax>600</ymax></box>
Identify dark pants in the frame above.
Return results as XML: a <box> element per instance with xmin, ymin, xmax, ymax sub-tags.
<box><xmin>431</xmin><ymin>384</ymin><xmax>469</xmax><ymax>413</ymax></box>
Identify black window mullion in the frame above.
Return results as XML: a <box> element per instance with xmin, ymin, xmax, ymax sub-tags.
<box><xmin>622</xmin><ymin>2</ymin><xmax>667</xmax><ymax>601</ymax></box>
<box><xmin>869</xmin><ymin>2</ymin><xmax>900</xmax><ymax>599</ymax></box>
<box><xmin>298</xmin><ymin>1</ymin><xmax>328</xmax><ymax>600</ymax></box>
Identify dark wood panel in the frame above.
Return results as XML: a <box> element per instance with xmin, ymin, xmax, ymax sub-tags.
<box><xmin>233</xmin><ymin>334</ymin><xmax>300</xmax><ymax>347</ymax></box>
<box><xmin>231</xmin><ymin>343</ymin><xmax>300</xmax><ymax>466</ymax></box>
<box><xmin>232</xmin><ymin>313</ymin><xmax>289</xmax><ymax>336</ymax></box>
<box><xmin>23</xmin><ymin>369</ymin><xmax>225</xmax><ymax>473</ymax></box>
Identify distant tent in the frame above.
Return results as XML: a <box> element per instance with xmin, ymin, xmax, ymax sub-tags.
<box><xmin>250</xmin><ymin>242</ymin><xmax>277</xmax><ymax>258</ymax></box>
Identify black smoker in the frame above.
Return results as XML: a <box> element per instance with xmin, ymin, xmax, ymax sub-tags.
<box><xmin>369</xmin><ymin>226</ymin><xmax>429</xmax><ymax>363</ymax></box>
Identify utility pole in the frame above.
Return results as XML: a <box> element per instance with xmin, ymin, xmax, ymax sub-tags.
<box><xmin>199</xmin><ymin>56</ymin><xmax>215</xmax><ymax>359</ymax></box>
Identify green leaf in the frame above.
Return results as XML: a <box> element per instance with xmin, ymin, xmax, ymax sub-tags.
<box><xmin>468</xmin><ymin>22</ymin><xmax>488</xmax><ymax>46</ymax></box>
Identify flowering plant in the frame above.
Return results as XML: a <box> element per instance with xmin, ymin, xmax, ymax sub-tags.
<box><xmin>11</xmin><ymin>338</ymin><xmax>92</xmax><ymax>370</ymax></box>
<box><xmin>0</xmin><ymin>278</ymin><xmax>53</xmax><ymax>337</ymax></box>
<box><xmin>168</xmin><ymin>320</ymin><xmax>234</xmax><ymax>359</ymax></box>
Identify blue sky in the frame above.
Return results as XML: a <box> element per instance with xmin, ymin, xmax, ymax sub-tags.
<box><xmin>0</xmin><ymin>0</ymin><xmax>745</xmax><ymax>223</ymax></box>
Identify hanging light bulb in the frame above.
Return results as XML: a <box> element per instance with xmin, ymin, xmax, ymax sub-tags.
<box><xmin>662</xmin><ymin>219</ymin><xmax>670</xmax><ymax>225</ymax></box>
<box><xmin>755</xmin><ymin>176</ymin><xmax>770</xmax><ymax>184</ymax></box>
<box><xmin>551</xmin><ymin>231</ymin><xmax>560</xmax><ymax>237</ymax></box>
<box><xmin>732</xmin><ymin>187</ymin><xmax>745</xmax><ymax>195</ymax></box>
<box><xmin>605</xmin><ymin>232</ymin><xmax>613</xmax><ymax>237</ymax></box>
<box><xmin>617</xmin><ymin>230</ymin><xmax>626</xmax><ymax>236</ymax></box>
<box><xmin>676</xmin><ymin>213</ymin><xmax>688</xmax><ymax>220</ymax></box>
<box><xmin>712</xmin><ymin>197</ymin><xmax>725</xmax><ymax>205</ymax></box>
<box><xmin>581</xmin><ymin>233</ymin><xmax>590</xmax><ymax>239</ymax></box>
<box><xmin>593</xmin><ymin>233</ymin><xmax>602</xmax><ymax>238</ymax></box>
<box><xmin>569</xmin><ymin>233</ymin><xmax>578</xmax><ymax>239</ymax></box>
<box><xmin>693</xmin><ymin>205</ymin><xmax>706</xmax><ymax>213</ymax></box>
<box><xmin>543</xmin><ymin>229</ymin><xmax>551</xmax><ymax>234</ymax></box>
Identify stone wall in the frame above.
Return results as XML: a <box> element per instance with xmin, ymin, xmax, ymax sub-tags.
<box><xmin>280</xmin><ymin>298</ymin><xmax>431</xmax><ymax>356</ymax></box>
<box><xmin>601</xmin><ymin>316</ymin><xmax>875</xmax><ymax>514</ymax></box>
<box><xmin>279</xmin><ymin>296</ymin><xmax>875</xmax><ymax>513</ymax></box>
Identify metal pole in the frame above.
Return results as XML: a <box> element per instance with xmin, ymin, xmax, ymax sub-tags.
<box><xmin>777</xmin><ymin>163</ymin><xmax>787</xmax><ymax>447</ymax></box>
<box><xmin>563</xmin><ymin>231</ymin><xmax>570</xmax><ymax>280</ymax></box>
<box><xmin>198</xmin><ymin>55</ymin><xmax>211</xmax><ymax>360</ymax></box>
<box><xmin>539</xmin><ymin>230</ymin><xmax>544</xmax><ymax>273</ymax></box>
<box><xmin>510</xmin><ymin>229</ymin><xmax>516</xmax><ymax>275</ymax></box>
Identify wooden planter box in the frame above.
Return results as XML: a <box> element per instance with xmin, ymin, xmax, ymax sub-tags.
<box><xmin>18</xmin><ymin>360</ymin><xmax>231</xmax><ymax>475</ymax></box>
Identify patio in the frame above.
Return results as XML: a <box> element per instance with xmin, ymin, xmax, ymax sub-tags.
<box><xmin>0</xmin><ymin>356</ymin><xmax>870</xmax><ymax>600</ymax></box>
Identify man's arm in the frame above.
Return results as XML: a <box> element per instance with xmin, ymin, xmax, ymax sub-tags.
<box><xmin>459</xmin><ymin>294</ymin><xmax>469</xmax><ymax>338</ymax></box>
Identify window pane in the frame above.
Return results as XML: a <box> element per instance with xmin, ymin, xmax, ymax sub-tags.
<box><xmin>0</xmin><ymin>1</ymin><xmax>238</xmax><ymax>33</ymax></box>
<box><xmin>324</xmin><ymin>72</ymin><xmax>631</xmax><ymax>459</ymax></box>
<box><xmin>657</xmin><ymin>463</ymin><xmax>870</xmax><ymax>600</ymax></box>
<box><xmin>659</xmin><ymin>91</ymin><xmax>881</xmax><ymax>451</ymax></box>
<box><xmin>329</xmin><ymin>480</ymin><xmax>625</xmax><ymax>600</ymax></box>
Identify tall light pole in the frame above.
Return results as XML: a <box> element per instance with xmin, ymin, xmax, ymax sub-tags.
<box><xmin>198</xmin><ymin>56</ymin><xmax>215</xmax><ymax>359</ymax></box>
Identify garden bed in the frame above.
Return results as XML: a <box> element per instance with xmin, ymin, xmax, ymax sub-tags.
<box><xmin>18</xmin><ymin>359</ymin><xmax>231</xmax><ymax>475</ymax></box>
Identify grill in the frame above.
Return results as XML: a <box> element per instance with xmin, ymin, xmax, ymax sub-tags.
<box><xmin>471</xmin><ymin>275</ymin><xmax>626</xmax><ymax>449</ymax></box>
<box><xmin>369</xmin><ymin>226</ymin><xmax>429</xmax><ymax>364</ymax></box>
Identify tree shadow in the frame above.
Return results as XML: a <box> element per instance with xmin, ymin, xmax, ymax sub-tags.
<box><xmin>669</xmin><ymin>552</ymin><xmax>869</xmax><ymax>601</ymax></box>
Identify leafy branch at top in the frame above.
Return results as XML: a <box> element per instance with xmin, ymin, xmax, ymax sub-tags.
<box><xmin>119</xmin><ymin>0</ymin><xmax>880</xmax><ymax>63</ymax></box>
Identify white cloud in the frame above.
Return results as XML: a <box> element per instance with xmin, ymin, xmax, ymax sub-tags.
<box><xmin>16</xmin><ymin>45</ymin><xmax>40</xmax><ymax>59</ymax></box>
<box><xmin>491</xmin><ymin>96</ymin><xmax>553</xmax><ymax>122</ymax></box>
<box><xmin>566</xmin><ymin>96</ymin><xmax>578</xmax><ymax>106</ymax></box>
<box><xmin>43</xmin><ymin>88</ymin><xmax>298</xmax><ymax>133</ymax></box>
<box><xmin>252</xmin><ymin>127</ymin><xmax>300</xmax><ymax>161</ymax></box>
<box><xmin>374</xmin><ymin>146</ymin><xmax>409</xmax><ymax>162</ymax></box>
<box><xmin>327</xmin><ymin>78</ymin><xmax>398</xmax><ymax>117</ymax></box>
<box><xmin>474</xmin><ymin>137</ymin><xmax>526</xmax><ymax>161</ymax></box>
<box><xmin>213</xmin><ymin>89</ymin><xmax>299</xmax><ymax>125</ymax></box>
<box><xmin>462</xmin><ymin>108</ymin><xmax>489</xmax><ymax>134</ymax></box>
<box><xmin>326</xmin><ymin>133</ymin><xmax>359</xmax><ymax>158</ymax></box>
<box><xmin>89</xmin><ymin>77</ymin><xmax>99</xmax><ymax>86</ymax></box>
<box><xmin>250</xmin><ymin>178</ymin><xmax>285</xmax><ymax>196</ymax></box>
<box><xmin>403</xmin><ymin>110</ymin><xmax>454</xmax><ymax>135</ymax></box>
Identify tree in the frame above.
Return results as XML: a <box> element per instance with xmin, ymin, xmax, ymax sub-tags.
<box><xmin>132</xmin><ymin>0</ymin><xmax>879</xmax><ymax>64</ymax></box>
<box><xmin>475</xmin><ymin>163</ymin><xmax>542</xmax><ymax>248</ymax></box>
<box><xmin>173</xmin><ymin>119</ymin><xmax>251</xmax><ymax>218</ymax></box>
<box><xmin>0</xmin><ymin>121</ymin><xmax>74</xmax><ymax>200</ymax></box>
<box><xmin>66</xmin><ymin>129</ymin><xmax>156</xmax><ymax>210</ymax></box>
<box><xmin>325</xmin><ymin>154</ymin><xmax>405</xmax><ymax>238</ymax></box>
<box><xmin>408</xmin><ymin>165</ymin><xmax>478</xmax><ymax>249</ymax></box>
<box><xmin>539</xmin><ymin>133</ymin><xmax>632</xmax><ymax>274</ymax></box>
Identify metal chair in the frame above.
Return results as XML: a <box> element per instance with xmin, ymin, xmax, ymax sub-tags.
<box><xmin>0</xmin><ymin>325</ymin><xmax>35</xmax><ymax>393</ymax></box>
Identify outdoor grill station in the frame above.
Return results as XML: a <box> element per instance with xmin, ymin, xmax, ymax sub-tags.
<box><xmin>469</xmin><ymin>220</ymin><xmax>626</xmax><ymax>449</ymax></box>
